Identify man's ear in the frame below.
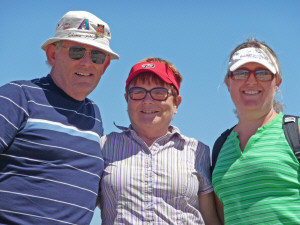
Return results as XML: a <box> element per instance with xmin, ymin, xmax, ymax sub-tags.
<box><xmin>45</xmin><ymin>44</ymin><xmax>57</xmax><ymax>67</ymax></box>
<box><xmin>102</xmin><ymin>55</ymin><xmax>111</xmax><ymax>74</ymax></box>
<box><xmin>124</xmin><ymin>93</ymin><xmax>128</xmax><ymax>102</ymax></box>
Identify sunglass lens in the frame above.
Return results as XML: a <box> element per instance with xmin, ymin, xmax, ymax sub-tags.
<box><xmin>69</xmin><ymin>46</ymin><xmax>85</xmax><ymax>60</ymax></box>
<box><xmin>91</xmin><ymin>50</ymin><xmax>106</xmax><ymax>64</ymax></box>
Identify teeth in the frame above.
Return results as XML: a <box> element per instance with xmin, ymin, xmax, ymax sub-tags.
<box><xmin>142</xmin><ymin>110</ymin><xmax>157</xmax><ymax>114</ymax></box>
<box><xmin>244</xmin><ymin>91</ymin><xmax>259</xmax><ymax>94</ymax></box>
<box><xmin>76</xmin><ymin>72</ymin><xmax>91</xmax><ymax>76</ymax></box>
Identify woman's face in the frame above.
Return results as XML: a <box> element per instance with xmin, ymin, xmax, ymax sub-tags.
<box><xmin>226</xmin><ymin>62</ymin><xmax>281</xmax><ymax>117</ymax></box>
<box><xmin>126</xmin><ymin>79</ymin><xmax>181</xmax><ymax>137</ymax></box>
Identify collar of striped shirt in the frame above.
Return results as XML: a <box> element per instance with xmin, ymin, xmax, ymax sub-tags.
<box><xmin>113</xmin><ymin>122</ymin><xmax>182</xmax><ymax>139</ymax></box>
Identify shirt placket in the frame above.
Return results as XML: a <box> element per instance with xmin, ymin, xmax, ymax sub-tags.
<box><xmin>131</xmin><ymin>131</ymin><xmax>172</xmax><ymax>225</ymax></box>
<box><xmin>145</xmin><ymin>150</ymin><xmax>153</xmax><ymax>225</ymax></box>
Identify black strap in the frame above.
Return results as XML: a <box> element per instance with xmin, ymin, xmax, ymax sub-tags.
<box><xmin>211</xmin><ymin>115</ymin><xmax>300</xmax><ymax>174</ymax></box>
<box><xmin>283</xmin><ymin>115</ymin><xmax>300</xmax><ymax>163</ymax></box>
<box><xmin>211</xmin><ymin>126</ymin><xmax>235</xmax><ymax>174</ymax></box>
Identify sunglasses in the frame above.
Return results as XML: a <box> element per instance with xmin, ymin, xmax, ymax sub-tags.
<box><xmin>61</xmin><ymin>46</ymin><xmax>107</xmax><ymax>64</ymax></box>
<box><xmin>127</xmin><ymin>87</ymin><xmax>175</xmax><ymax>101</ymax></box>
<box><xmin>230</xmin><ymin>69</ymin><xmax>275</xmax><ymax>81</ymax></box>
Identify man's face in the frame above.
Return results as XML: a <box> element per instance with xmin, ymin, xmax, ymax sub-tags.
<box><xmin>46</xmin><ymin>40</ymin><xmax>110</xmax><ymax>101</ymax></box>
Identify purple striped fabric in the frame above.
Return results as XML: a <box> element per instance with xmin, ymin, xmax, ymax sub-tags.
<box><xmin>99</xmin><ymin>125</ymin><xmax>212</xmax><ymax>225</ymax></box>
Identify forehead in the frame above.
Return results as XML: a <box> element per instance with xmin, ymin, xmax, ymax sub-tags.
<box><xmin>238</xmin><ymin>62</ymin><xmax>268</xmax><ymax>70</ymax></box>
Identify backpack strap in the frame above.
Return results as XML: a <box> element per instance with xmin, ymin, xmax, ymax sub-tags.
<box><xmin>283</xmin><ymin>115</ymin><xmax>300</xmax><ymax>163</ymax></box>
<box><xmin>211</xmin><ymin>126</ymin><xmax>235</xmax><ymax>174</ymax></box>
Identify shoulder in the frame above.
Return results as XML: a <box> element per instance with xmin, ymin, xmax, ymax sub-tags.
<box><xmin>1</xmin><ymin>77</ymin><xmax>50</xmax><ymax>98</ymax></box>
<box><xmin>84</xmin><ymin>98</ymin><xmax>101</xmax><ymax>111</ymax></box>
<box><xmin>100</xmin><ymin>131</ymin><xmax>131</xmax><ymax>157</ymax></box>
<box><xmin>0</xmin><ymin>79</ymin><xmax>38</xmax><ymax>103</ymax></box>
<box><xmin>177</xmin><ymin>132</ymin><xmax>210</xmax><ymax>155</ymax></box>
<box><xmin>100</xmin><ymin>131</ymin><xmax>128</xmax><ymax>145</ymax></box>
<box><xmin>1</xmin><ymin>79</ymin><xmax>34</xmax><ymax>90</ymax></box>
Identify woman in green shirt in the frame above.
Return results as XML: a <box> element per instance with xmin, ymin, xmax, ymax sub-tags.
<box><xmin>212</xmin><ymin>38</ymin><xmax>300</xmax><ymax>225</ymax></box>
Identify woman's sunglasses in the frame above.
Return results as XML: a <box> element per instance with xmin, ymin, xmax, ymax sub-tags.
<box><xmin>230</xmin><ymin>69</ymin><xmax>275</xmax><ymax>81</ymax></box>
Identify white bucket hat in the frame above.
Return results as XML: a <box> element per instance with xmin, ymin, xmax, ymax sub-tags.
<box><xmin>228</xmin><ymin>47</ymin><xmax>277</xmax><ymax>74</ymax></box>
<box><xmin>41</xmin><ymin>11</ymin><xmax>119</xmax><ymax>60</ymax></box>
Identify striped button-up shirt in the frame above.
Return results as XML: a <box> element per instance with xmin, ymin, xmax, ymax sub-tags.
<box><xmin>100</xmin><ymin>125</ymin><xmax>212</xmax><ymax>225</ymax></box>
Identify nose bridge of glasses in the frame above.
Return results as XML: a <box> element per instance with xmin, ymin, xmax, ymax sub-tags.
<box><xmin>83</xmin><ymin>49</ymin><xmax>106</xmax><ymax>64</ymax></box>
<box><xmin>143</xmin><ymin>90</ymin><xmax>154</xmax><ymax>100</ymax></box>
<box><xmin>78</xmin><ymin>49</ymin><xmax>95</xmax><ymax>64</ymax></box>
<box><xmin>248</xmin><ymin>69</ymin><xmax>256</xmax><ymax>75</ymax></box>
<box><xmin>139</xmin><ymin>89</ymin><xmax>158</xmax><ymax>101</ymax></box>
<box><xmin>246</xmin><ymin>71</ymin><xmax>258</xmax><ymax>82</ymax></box>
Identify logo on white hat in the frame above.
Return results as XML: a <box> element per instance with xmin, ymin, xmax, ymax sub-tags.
<box><xmin>78</xmin><ymin>19</ymin><xmax>89</xmax><ymax>30</ymax></box>
<box><xmin>97</xmin><ymin>25</ymin><xmax>104</xmax><ymax>35</ymax></box>
<box><xmin>63</xmin><ymin>23</ymin><xmax>71</xmax><ymax>30</ymax></box>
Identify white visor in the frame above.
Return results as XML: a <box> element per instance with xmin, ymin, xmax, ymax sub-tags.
<box><xmin>229</xmin><ymin>47</ymin><xmax>277</xmax><ymax>74</ymax></box>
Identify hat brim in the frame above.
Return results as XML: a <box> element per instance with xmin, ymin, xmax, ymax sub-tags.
<box><xmin>41</xmin><ymin>37</ymin><xmax>119</xmax><ymax>60</ymax></box>
<box><xmin>229</xmin><ymin>58</ymin><xmax>276</xmax><ymax>74</ymax></box>
<box><xmin>126</xmin><ymin>62</ymin><xmax>180</xmax><ymax>94</ymax></box>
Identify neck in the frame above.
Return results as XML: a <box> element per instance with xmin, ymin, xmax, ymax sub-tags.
<box><xmin>235</xmin><ymin>109</ymin><xmax>278</xmax><ymax>151</ymax></box>
<box><xmin>237</xmin><ymin>109</ymin><xmax>278</xmax><ymax>129</ymax></box>
<box><xmin>133</xmin><ymin>126</ymin><xmax>170</xmax><ymax>147</ymax></box>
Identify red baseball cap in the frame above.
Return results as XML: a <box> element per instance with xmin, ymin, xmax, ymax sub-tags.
<box><xmin>126</xmin><ymin>61</ymin><xmax>180</xmax><ymax>94</ymax></box>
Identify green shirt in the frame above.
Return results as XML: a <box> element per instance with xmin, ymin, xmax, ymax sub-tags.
<box><xmin>212</xmin><ymin>113</ymin><xmax>300</xmax><ymax>225</ymax></box>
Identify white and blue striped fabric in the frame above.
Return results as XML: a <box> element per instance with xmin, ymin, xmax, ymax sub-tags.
<box><xmin>0</xmin><ymin>75</ymin><xmax>104</xmax><ymax>225</ymax></box>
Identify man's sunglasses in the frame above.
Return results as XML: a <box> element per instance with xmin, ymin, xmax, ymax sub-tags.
<box><xmin>127</xmin><ymin>87</ymin><xmax>175</xmax><ymax>101</ymax></box>
<box><xmin>61</xmin><ymin>46</ymin><xmax>107</xmax><ymax>64</ymax></box>
<box><xmin>230</xmin><ymin>69</ymin><xmax>275</xmax><ymax>81</ymax></box>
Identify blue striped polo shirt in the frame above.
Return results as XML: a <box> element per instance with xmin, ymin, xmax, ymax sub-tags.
<box><xmin>0</xmin><ymin>75</ymin><xmax>104</xmax><ymax>225</ymax></box>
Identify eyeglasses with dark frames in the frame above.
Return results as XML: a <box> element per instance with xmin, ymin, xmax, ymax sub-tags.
<box><xmin>61</xmin><ymin>46</ymin><xmax>107</xmax><ymax>64</ymax></box>
<box><xmin>127</xmin><ymin>87</ymin><xmax>175</xmax><ymax>101</ymax></box>
<box><xmin>229</xmin><ymin>69</ymin><xmax>275</xmax><ymax>81</ymax></box>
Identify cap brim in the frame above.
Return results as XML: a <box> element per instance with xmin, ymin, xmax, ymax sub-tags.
<box><xmin>229</xmin><ymin>58</ymin><xmax>276</xmax><ymax>74</ymax></box>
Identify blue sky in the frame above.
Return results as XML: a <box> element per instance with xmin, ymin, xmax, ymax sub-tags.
<box><xmin>1</xmin><ymin>1</ymin><xmax>300</xmax><ymax>224</ymax></box>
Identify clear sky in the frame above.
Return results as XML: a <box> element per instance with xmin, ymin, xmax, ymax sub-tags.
<box><xmin>1</xmin><ymin>1</ymin><xmax>299</xmax><ymax>224</ymax></box>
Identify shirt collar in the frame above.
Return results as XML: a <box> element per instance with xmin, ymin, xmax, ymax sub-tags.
<box><xmin>113</xmin><ymin>122</ymin><xmax>182</xmax><ymax>140</ymax></box>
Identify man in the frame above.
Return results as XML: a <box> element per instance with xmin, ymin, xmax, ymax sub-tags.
<box><xmin>0</xmin><ymin>11</ymin><xmax>119</xmax><ymax>224</ymax></box>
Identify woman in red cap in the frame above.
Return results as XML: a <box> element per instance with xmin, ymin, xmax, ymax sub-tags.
<box><xmin>99</xmin><ymin>57</ymin><xmax>221</xmax><ymax>225</ymax></box>
<box><xmin>212</xmin><ymin>38</ymin><xmax>300</xmax><ymax>224</ymax></box>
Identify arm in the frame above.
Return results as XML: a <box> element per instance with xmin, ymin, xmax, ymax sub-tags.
<box><xmin>198</xmin><ymin>192</ymin><xmax>221</xmax><ymax>225</ymax></box>
<box><xmin>196</xmin><ymin>142</ymin><xmax>222</xmax><ymax>224</ymax></box>
<box><xmin>96</xmin><ymin>195</ymin><xmax>101</xmax><ymax>208</ymax></box>
<box><xmin>214</xmin><ymin>193</ymin><xmax>224</xmax><ymax>224</ymax></box>
<box><xmin>0</xmin><ymin>82</ymin><xmax>29</xmax><ymax>152</ymax></box>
